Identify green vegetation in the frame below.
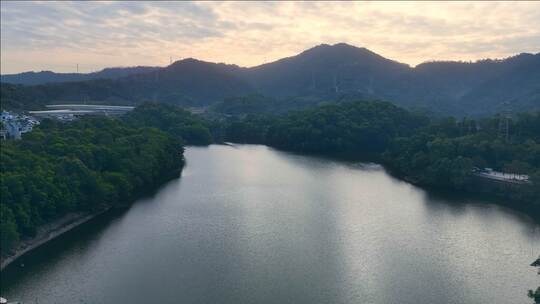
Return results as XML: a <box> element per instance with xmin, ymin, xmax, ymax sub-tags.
<box><xmin>218</xmin><ymin>100</ymin><xmax>540</xmax><ymax>214</ymax></box>
<box><xmin>530</xmin><ymin>256</ymin><xmax>540</xmax><ymax>303</ymax></box>
<box><xmin>210</xmin><ymin>94</ymin><xmax>278</xmax><ymax>115</ymax></box>
<box><xmin>220</xmin><ymin>101</ymin><xmax>427</xmax><ymax>149</ymax></box>
<box><xmin>1</xmin><ymin>117</ymin><xmax>183</xmax><ymax>254</ymax></box>
<box><xmin>264</xmin><ymin>101</ymin><xmax>427</xmax><ymax>155</ymax></box>
<box><xmin>208</xmin><ymin>94</ymin><xmax>325</xmax><ymax>116</ymax></box>
<box><xmin>1</xmin><ymin>100</ymin><xmax>538</xmax><ymax>256</ymax></box>
<box><xmin>1</xmin><ymin>83</ymin><xmax>47</xmax><ymax>110</ymax></box>
<box><xmin>384</xmin><ymin>113</ymin><xmax>540</xmax><ymax>202</ymax></box>
<box><xmin>0</xmin><ymin>102</ymin><xmax>215</xmax><ymax>255</ymax></box>
<box><xmin>123</xmin><ymin>102</ymin><xmax>213</xmax><ymax>145</ymax></box>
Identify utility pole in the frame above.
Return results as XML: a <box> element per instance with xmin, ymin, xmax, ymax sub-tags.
<box><xmin>505</xmin><ymin>116</ymin><xmax>509</xmax><ymax>142</ymax></box>
<box><xmin>498</xmin><ymin>101</ymin><xmax>512</xmax><ymax>142</ymax></box>
<box><xmin>333</xmin><ymin>74</ymin><xmax>339</xmax><ymax>93</ymax></box>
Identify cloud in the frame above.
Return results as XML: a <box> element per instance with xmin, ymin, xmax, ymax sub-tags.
<box><xmin>1</xmin><ymin>1</ymin><xmax>539</xmax><ymax>73</ymax></box>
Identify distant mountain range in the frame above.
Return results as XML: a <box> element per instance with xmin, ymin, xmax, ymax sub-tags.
<box><xmin>1</xmin><ymin>66</ymin><xmax>160</xmax><ymax>85</ymax></box>
<box><xmin>1</xmin><ymin>43</ymin><xmax>539</xmax><ymax>116</ymax></box>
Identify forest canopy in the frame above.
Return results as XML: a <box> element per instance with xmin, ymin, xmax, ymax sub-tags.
<box><xmin>1</xmin><ymin>117</ymin><xmax>184</xmax><ymax>254</ymax></box>
<box><xmin>2</xmin><ymin>100</ymin><xmax>539</xmax><ymax>255</ymax></box>
<box><xmin>123</xmin><ymin>102</ymin><xmax>213</xmax><ymax>145</ymax></box>
<box><xmin>218</xmin><ymin>100</ymin><xmax>540</xmax><ymax>212</ymax></box>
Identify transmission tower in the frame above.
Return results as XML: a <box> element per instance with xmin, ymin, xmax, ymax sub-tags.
<box><xmin>333</xmin><ymin>74</ymin><xmax>339</xmax><ymax>93</ymax></box>
<box><xmin>498</xmin><ymin>101</ymin><xmax>512</xmax><ymax>142</ymax></box>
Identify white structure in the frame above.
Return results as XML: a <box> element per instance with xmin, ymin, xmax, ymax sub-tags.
<box><xmin>46</xmin><ymin>104</ymin><xmax>134</xmax><ymax>111</ymax></box>
<box><xmin>29</xmin><ymin>104</ymin><xmax>134</xmax><ymax>120</ymax></box>
<box><xmin>473</xmin><ymin>167</ymin><xmax>531</xmax><ymax>184</ymax></box>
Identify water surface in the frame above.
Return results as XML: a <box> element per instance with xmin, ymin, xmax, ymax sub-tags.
<box><xmin>2</xmin><ymin>145</ymin><xmax>539</xmax><ymax>304</ymax></box>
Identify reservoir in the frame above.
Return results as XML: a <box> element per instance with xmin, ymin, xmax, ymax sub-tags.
<box><xmin>1</xmin><ymin>145</ymin><xmax>539</xmax><ymax>304</ymax></box>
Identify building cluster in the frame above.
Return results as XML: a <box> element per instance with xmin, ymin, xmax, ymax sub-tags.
<box><xmin>1</xmin><ymin>104</ymin><xmax>135</xmax><ymax>140</ymax></box>
<box><xmin>1</xmin><ymin>110</ymin><xmax>40</xmax><ymax>140</ymax></box>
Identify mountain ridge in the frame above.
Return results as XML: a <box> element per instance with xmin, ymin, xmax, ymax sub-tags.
<box><xmin>5</xmin><ymin>43</ymin><xmax>538</xmax><ymax>79</ymax></box>
<box><xmin>1</xmin><ymin>43</ymin><xmax>539</xmax><ymax>116</ymax></box>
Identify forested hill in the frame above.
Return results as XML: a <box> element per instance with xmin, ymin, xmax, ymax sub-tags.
<box><xmin>242</xmin><ymin>44</ymin><xmax>540</xmax><ymax>116</ymax></box>
<box><xmin>123</xmin><ymin>102</ymin><xmax>214</xmax><ymax>145</ymax></box>
<box><xmin>0</xmin><ymin>59</ymin><xmax>253</xmax><ymax>109</ymax></box>
<box><xmin>242</xmin><ymin>43</ymin><xmax>410</xmax><ymax>100</ymax></box>
<box><xmin>0</xmin><ymin>101</ymin><xmax>220</xmax><ymax>255</ymax></box>
<box><xmin>2</xmin><ymin>43</ymin><xmax>539</xmax><ymax>116</ymax></box>
<box><xmin>0</xmin><ymin>117</ymin><xmax>184</xmax><ymax>255</ymax></box>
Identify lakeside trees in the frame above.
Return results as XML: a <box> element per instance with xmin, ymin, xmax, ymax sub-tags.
<box><xmin>264</xmin><ymin>101</ymin><xmax>427</xmax><ymax>155</ymax></box>
<box><xmin>0</xmin><ymin>102</ymin><xmax>216</xmax><ymax>255</ymax></box>
<box><xmin>218</xmin><ymin>100</ymin><xmax>540</xmax><ymax>212</ymax></box>
<box><xmin>1</xmin><ymin>100</ymin><xmax>538</xmax><ymax>255</ymax></box>
<box><xmin>0</xmin><ymin>117</ymin><xmax>183</xmax><ymax>254</ymax></box>
<box><xmin>384</xmin><ymin>114</ymin><xmax>540</xmax><ymax>201</ymax></box>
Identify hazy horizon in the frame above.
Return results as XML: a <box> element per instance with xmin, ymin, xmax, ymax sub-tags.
<box><xmin>2</xmin><ymin>1</ymin><xmax>540</xmax><ymax>74</ymax></box>
<box><xmin>2</xmin><ymin>42</ymin><xmax>540</xmax><ymax>75</ymax></box>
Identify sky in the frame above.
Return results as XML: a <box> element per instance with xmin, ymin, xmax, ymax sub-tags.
<box><xmin>1</xmin><ymin>1</ymin><xmax>540</xmax><ymax>74</ymax></box>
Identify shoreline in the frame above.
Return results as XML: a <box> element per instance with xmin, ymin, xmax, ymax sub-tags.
<box><xmin>0</xmin><ymin>167</ymin><xmax>183</xmax><ymax>272</ymax></box>
<box><xmin>1</xmin><ymin>145</ymin><xmax>537</xmax><ymax>272</ymax></box>
<box><xmin>261</xmin><ymin>145</ymin><xmax>540</xmax><ymax>223</ymax></box>
<box><xmin>0</xmin><ymin>208</ymin><xmax>110</xmax><ymax>271</ymax></box>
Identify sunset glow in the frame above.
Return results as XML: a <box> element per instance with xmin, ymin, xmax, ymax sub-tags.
<box><xmin>1</xmin><ymin>1</ymin><xmax>539</xmax><ymax>73</ymax></box>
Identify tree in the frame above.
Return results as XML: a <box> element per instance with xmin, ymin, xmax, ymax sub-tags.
<box><xmin>0</xmin><ymin>204</ymin><xmax>19</xmax><ymax>252</ymax></box>
<box><xmin>529</xmin><ymin>256</ymin><xmax>540</xmax><ymax>303</ymax></box>
<box><xmin>0</xmin><ymin>114</ymin><xmax>185</xmax><ymax>255</ymax></box>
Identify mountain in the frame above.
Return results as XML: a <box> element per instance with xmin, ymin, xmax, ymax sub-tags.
<box><xmin>0</xmin><ymin>66</ymin><xmax>160</xmax><ymax>85</ymax></box>
<box><xmin>0</xmin><ymin>59</ymin><xmax>254</xmax><ymax>109</ymax></box>
<box><xmin>237</xmin><ymin>44</ymin><xmax>540</xmax><ymax>116</ymax></box>
<box><xmin>1</xmin><ymin>43</ymin><xmax>539</xmax><ymax>116</ymax></box>
<box><xmin>115</xmin><ymin>58</ymin><xmax>253</xmax><ymax>105</ymax></box>
<box><xmin>393</xmin><ymin>53</ymin><xmax>540</xmax><ymax>115</ymax></box>
<box><xmin>243</xmin><ymin>43</ymin><xmax>410</xmax><ymax>99</ymax></box>
<box><xmin>451</xmin><ymin>54</ymin><xmax>540</xmax><ymax>115</ymax></box>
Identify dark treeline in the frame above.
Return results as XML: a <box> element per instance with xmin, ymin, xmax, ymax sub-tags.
<box><xmin>384</xmin><ymin>113</ymin><xmax>540</xmax><ymax>202</ymax></box>
<box><xmin>0</xmin><ymin>117</ymin><xmax>184</xmax><ymax>254</ymax></box>
<box><xmin>123</xmin><ymin>102</ymin><xmax>213</xmax><ymax>145</ymax></box>
<box><xmin>208</xmin><ymin>94</ymin><xmax>329</xmax><ymax>116</ymax></box>
<box><xmin>217</xmin><ymin>100</ymin><xmax>540</xmax><ymax>214</ymax></box>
